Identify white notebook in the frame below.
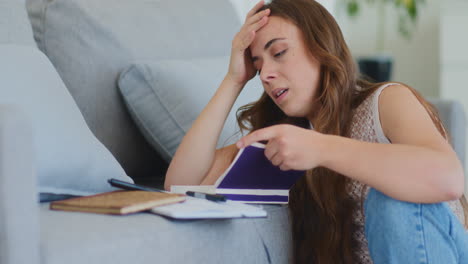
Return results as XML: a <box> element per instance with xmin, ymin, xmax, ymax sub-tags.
<box><xmin>150</xmin><ymin>196</ymin><xmax>267</xmax><ymax>219</ymax></box>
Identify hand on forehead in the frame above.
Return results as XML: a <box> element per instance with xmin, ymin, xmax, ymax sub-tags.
<box><xmin>249</xmin><ymin>16</ymin><xmax>299</xmax><ymax>57</ymax></box>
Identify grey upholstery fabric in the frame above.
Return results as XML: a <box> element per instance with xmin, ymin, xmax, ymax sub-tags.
<box><xmin>26</xmin><ymin>0</ymin><xmax>241</xmax><ymax>179</ymax></box>
<box><xmin>0</xmin><ymin>0</ymin><xmax>35</xmax><ymax>46</ymax></box>
<box><xmin>0</xmin><ymin>45</ymin><xmax>132</xmax><ymax>195</ymax></box>
<box><xmin>0</xmin><ymin>106</ymin><xmax>39</xmax><ymax>264</ymax></box>
<box><xmin>429</xmin><ymin>98</ymin><xmax>466</xmax><ymax>167</ymax></box>
<box><xmin>40</xmin><ymin>203</ymin><xmax>291</xmax><ymax>264</ymax></box>
<box><xmin>118</xmin><ymin>57</ymin><xmax>263</xmax><ymax>162</ymax></box>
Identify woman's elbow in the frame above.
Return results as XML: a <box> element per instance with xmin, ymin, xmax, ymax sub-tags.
<box><xmin>448</xmin><ymin>182</ymin><xmax>464</xmax><ymax>201</ymax></box>
<box><xmin>164</xmin><ymin>168</ymin><xmax>179</xmax><ymax>191</ymax></box>
<box><xmin>443</xmin><ymin>160</ymin><xmax>465</xmax><ymax>201</ymax></box>
<box><xmin>164</xmin><ymin>176</ymin><xmax>173</xmax><ymax>191</ymax></box>
<box><xmin>163</xmin><ymin>181</ymin><xmax>171</xmax><ymax>192</ymax></box>
<box><xmin>445</xmin><ymin>183</ymin><xmax>464</xmax><ymax>201</ymax></box>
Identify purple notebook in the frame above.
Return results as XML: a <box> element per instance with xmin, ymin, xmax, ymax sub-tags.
<box><xmin>213</xmin><ymin>143</ymin><xmax>305</xmax><ymax>203</ymax></box>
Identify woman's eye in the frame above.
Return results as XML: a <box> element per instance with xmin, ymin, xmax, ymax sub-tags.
<box><xmin>274</xmin><ymin>49</ymin><xmax>287</xmax><ymax>58</ymax></box>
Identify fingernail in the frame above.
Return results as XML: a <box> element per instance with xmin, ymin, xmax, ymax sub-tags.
<box><xmin>236</xmin><ymin>141</ymin><xmax>244</xmax><ymax>149</ymax></box>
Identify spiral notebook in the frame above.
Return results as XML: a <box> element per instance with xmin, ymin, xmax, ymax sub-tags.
<box><xmin>171</xmin><ymin>143</ymin><xmax>305</xmax><ymax>204</ymax></box>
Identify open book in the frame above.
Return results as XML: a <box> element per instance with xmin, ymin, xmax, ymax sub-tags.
<box><xmin>171</xmin><ymin>143</ymin><xmax>305</xmax><ymax>204</ymax></box>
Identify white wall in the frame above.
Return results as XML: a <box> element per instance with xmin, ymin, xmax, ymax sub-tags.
<box><xmin>335</xmin><ymin>0</ymin><xmax>441</xmax><ymax>98</ymax></box>
<box><xmin>229</xmin><ymin>0</ymin><xmax>334</xmax><ymax>21</ymax></box>
<box><xmin>229</xmin><ymin>0</ymin><xmax>252</xmax><ymax>21</ymax></box>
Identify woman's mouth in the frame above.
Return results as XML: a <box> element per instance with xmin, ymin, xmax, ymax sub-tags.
<box><xmin>272</xmin><ymin>88</ymin><xmax>289</xmax><ymax>103</ymax></box>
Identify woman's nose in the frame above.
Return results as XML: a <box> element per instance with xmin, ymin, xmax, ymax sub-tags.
<box><xmin>259</xmin><ymin>62</ymin><xmax>277</xmax><ymax>84</ymax></box>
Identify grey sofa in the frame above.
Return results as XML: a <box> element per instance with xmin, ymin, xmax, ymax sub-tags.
<box><xmin>0</xmin><ymin>0</ymin><xmax>465</xmax><ymax>264</ymax></box>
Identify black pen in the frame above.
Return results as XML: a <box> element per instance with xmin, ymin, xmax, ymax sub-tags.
<box><xmin>186</xmin><ymin>191</ymin><xmax>226</xmax><ymax>202</ymax></box>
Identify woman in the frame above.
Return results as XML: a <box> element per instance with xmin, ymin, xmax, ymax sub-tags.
<box><xmin>165</xmin><ymin>0</ymin><xmax>468</xmax><ymax>263</ymax></box>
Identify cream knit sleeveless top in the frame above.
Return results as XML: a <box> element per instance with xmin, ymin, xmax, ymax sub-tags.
<box><xmin>347</xmin><ymin>83</ymin><xmax>465</xmax><ymax>263</ymax></box>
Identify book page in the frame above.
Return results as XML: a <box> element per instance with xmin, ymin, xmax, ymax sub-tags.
<box><xmin>150</xmin><ymin>197</ymin><xmax>267</xmax><ymax>219</ymax></box>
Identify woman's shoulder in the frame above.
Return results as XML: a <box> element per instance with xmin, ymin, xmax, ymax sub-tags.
<box><xmin>377</xmin><ymin>82</ymin><xmax>414</xmax><ymax>102</ymax></box>
<box><xmin>354</xmin><ymin>82</ymin><xmax>409</xmax><ymax>114</ymax></box>
<box><xmin>377</xmin><ymin>83</ymin><xmax>436</xmax><ymax>140</ymax></box>
<box><xmin>350</xmin><ymin>82</ymin><xmax>405</xmax><ymax>143</ymax></box>
<box><xmin>362</xmin><ymin>82</ymin><xmax>403</xmax><ymax>105</ymax></box>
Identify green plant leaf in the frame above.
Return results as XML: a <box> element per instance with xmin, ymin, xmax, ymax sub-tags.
<box><xmin>408</xmin><ymin>2</ymin><xmax>417</xmax><ymax>20</ymax></box>
<box><xmin>347</xmin><ymin>1</ymin><xmax>359</xmax><ymax>16</ymax></box>
<box><xmin>398</xmin><ymin>15</ymin><xmax>411</xmax><ymax>39</ymax></box>
<box><xmin>339</xmin><ymin>0</ymin><xmax>424</xmax><ymax>39</ymax></box>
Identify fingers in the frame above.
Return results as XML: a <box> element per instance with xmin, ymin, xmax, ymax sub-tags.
<box><xmin>239</xmin><ymin>17</ymin><xmax>268</xmax><ymax>49</ymax></box>
<box><xmin>266</xmin><ymin>139</ymin><xmax>290</xmax><ymax>170</ymax></box>
<box><xmin>279</xmin><ymin>164</ymin><xmax>290</xmax><ymax>171</ymax></box>
<box><xmin>264</xmin><ymin>139</ymin><xmax>279</xmax><ymax>161</ymax></box>
<box><xmin>245</xmin><ymin>8</ymin><xmax>270</xmax><ymax>27</ymax></box>
<box><xmin>246</xmin><ymin>0</ymin><xmax>266</xmax><ymax>21</ymax></box>
<box><xmin>247</xmin><ymin>13</ymin><xmax>269</xmax><ymax>33</ymax></box>
<box><xmin>232</xmin><ymin>10</ymin><xmax>269</xmax><ymax>53</ymax></box>
<box><xmin>233</xmin><ymin>4</ymin><xmax>270</xmax><ymax>53</ymax></box>
<box><xmin>270</xmin><ymin>150</ymin><xmax>283</xmax><ymax>167</ymax></box>
<box><xmin>236</xmin><ymin>126</ymin><xmax>277</xmax><ymax>149</ymax></box>
<box><xmin>237</xmin><ymin>9</ymin><xmax>269</xmax><ymax>49</ymax></box>
<box><xmin>238</xmin><ymin>30</ymin><xmax>255</xmax><ymax>52</ymax></box>
<box><xmin>237</xmin><ymin>125</ymin><xmax>296</xmax><ymax>171</ymax></box>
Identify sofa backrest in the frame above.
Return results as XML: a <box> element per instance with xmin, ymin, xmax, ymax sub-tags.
<box><xmin>429</xmin><ymin>99</ymin><xmax>466</xmax><ymax>168</ymax></box>
<box><xmin>26</xmin><ymin>0</ymin><xmax>241</xmax><ymax>180</ymax></box>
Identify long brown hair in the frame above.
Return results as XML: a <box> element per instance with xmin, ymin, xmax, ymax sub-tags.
<box><xmin>236</xmin><ymin>0</ymin><xmax>468</xmax><ymax>263</ymax></box>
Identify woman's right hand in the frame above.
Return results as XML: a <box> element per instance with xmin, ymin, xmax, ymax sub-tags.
<box><xmin>226</xmin><ymin>0</ymin><xmax>270</xmax><ymax>88</ymax></box>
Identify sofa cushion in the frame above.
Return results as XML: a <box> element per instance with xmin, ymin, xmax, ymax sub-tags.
<box><xmin>26</xmin><ymin>0</ymin><xmax>241</xmax><ymax>178</ymax></box>
<box><xmin>0</xmin><ymin>44</ymin><xmax>133</xmax><ymax>196</ymax></box>
<box><xmin>118</xmin><ymin>56</ymin><xmax>264</xmax><ymax>162</ymax></box>
<box><xmin>39</xmin><ymin>203</ymin><xmax>292</xmax><ymax>264</ymax></box>
<box><xmin>0</xmin><ymin>0</ymin><xmax>35</xmax><ymax>46</ymax></box>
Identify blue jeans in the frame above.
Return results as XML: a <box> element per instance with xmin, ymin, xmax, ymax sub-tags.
<box><xmin>364</xmin><ymin>188</ymin><xmax>468</xmax><ymax>264</ymax></box>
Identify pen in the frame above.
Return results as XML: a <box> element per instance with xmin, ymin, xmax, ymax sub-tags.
<box><xmin>186</xmin><ymin>191</ymin><xmax>226</xmax><ymax>202</ymax></box>
<box><xmin>108</xmin><ymin>178</ymin><xmax>227</xmax><ymax>202</ymax></box>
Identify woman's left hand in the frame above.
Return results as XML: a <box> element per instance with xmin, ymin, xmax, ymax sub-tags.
<box><xmin>236</xmin><ymin>124</ymin><xmax>326</xmax><ymax>171</ymax></box>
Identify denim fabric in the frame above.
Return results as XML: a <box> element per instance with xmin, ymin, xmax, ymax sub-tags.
<box><xmin>365</xmin><ymin>188</ymin><xmax>468</xmax><ymax>264</ymax></box>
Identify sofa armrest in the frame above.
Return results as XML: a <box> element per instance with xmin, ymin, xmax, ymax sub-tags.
<box><xmin>429</xmin><ymin>98</ymin><xmax>466</xmax><ymax>168</ymax></box>
<box><xmin>0</xmin><ymin>105</ymin><xmax>39</xmax><ymax>264</ymax></box>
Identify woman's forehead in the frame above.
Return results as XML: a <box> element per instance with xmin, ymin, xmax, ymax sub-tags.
<box><xmin>250</xmin><ymin>16</ymin><xmax>300</xmax><ymax>54</ymax></box>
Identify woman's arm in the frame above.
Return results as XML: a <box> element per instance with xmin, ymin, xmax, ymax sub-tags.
<box><xmin>236</xmin><ymin>85</ymin><xmax>464</xmax><ymax>203</ymax></box>
<box><xmin>200</xmin><ymin>144</ymin><xmax>239</xmax><ymax>185</ymax></box>
<box><xmin>321</xmin><ymin>85</ymin><xmax>464</xmax><ymax>203</ymax></box>
<box><xmin>164</xmin><ymin>78</ymin><xmax>243</xmax><ymax>190</ymax></box>
<box><xmin>164</xmin><ymin>1</ymin><xmax>270</xmax><ymax>190</ymax></box>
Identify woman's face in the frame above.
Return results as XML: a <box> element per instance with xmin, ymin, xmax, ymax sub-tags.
<box><xmin>250</xmin><ymin>16</ymin><xmax>321</xmax><ymax>121</ymax></box>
